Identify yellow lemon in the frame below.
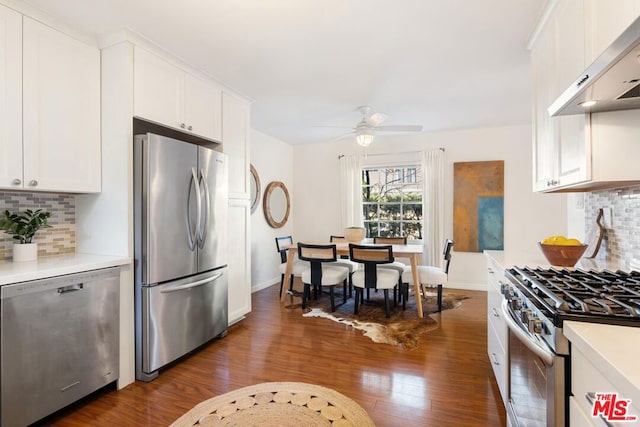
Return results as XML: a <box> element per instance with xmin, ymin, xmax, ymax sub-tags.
<box><xmin>542</xmin><ymin>235</ymin><xmax>560</xmax><ymax>244</ymax></box>
<box><xmin>564</xmin><ymin>238</ymin><xmax>582</xmax><ymax>246</ymax></box>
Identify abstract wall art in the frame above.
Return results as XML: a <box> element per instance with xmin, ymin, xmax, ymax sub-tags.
<box><xmin>453</xmin><ymin>160</ymin><xmax>504</xmax><ymax>252</ymax></box>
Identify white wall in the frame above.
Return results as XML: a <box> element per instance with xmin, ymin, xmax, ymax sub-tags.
<box><xmin>250</xmin><ymin>130</ymin><xmax>295</xmax><ymax>291</ymax></box>
<box><xmin>292</xmin><ymin>125</ymin><xmax>568</xmax><ymax>290</ymax></box>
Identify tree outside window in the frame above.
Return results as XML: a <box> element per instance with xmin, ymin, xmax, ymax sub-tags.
<box><xmin>362</xmin><ymin>166</ymin><xmax>423</xmax><ymax>240</ymax></box>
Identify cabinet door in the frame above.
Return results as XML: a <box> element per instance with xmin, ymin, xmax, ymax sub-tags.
<box><xmin>531</xmin><ymin>21</ymin><xmax>557</xmax><ymax>192</ymax></box>
<box><xmin>22</xmin><ymin>18</ymin><xmax>101</xmax><ymax>192</ymax></box>
<box><xmin>585</xmin><ymin>0</ymin><xmax>638</xmax><ymax>63</ymax></box>
<box><xmin>0</xmin><ymin>5</ymin><xmax>23</xmax><ymax>190</ymax></box>
<box><xmin>227</xmin><ymin>200</ymin><xmax>251</xmax><ymax>325</ymax></box>
<box><xmin>222</xmin><ymin>92</ymin><xmax>250</xmax><ymax>198</ymax></box>
<box><xmin>555</xmin><ymin>0</ymin><xmax>591</xmax><ymax>187</ymax></box>
<box><xmin>185</xmin><ymin>74</ymin><xmax>222</xmax><ymax>141</ymax></box>
<box><xmin>134</xmin><ymin>47</ymin><xmax>185</xmax><ymax>129</ymax></box>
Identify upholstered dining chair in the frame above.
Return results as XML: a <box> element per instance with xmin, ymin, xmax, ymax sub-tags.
<box><xmin>401</xmin><ymin>239</ymin><xmax>454</xmax><ymax>312</ymax></box>
<box><xmin>373</xmin><ymin>236</ymin><xmax>407</xmax><ymax>301</ymax></box>
<box><xmin>349</xmin><ymin>244</ymin><xmax>401</xmax><ymax>318</ymax></box>
<box><xmin>297</xmin><ymin>243</ymin><xmax>349</xmax><ymax>311</ymax></box>
<box><xmin>275</xmin><ymin>236</ymin><xmax>307</xmax><ymax>297</ymax></box>
<box><xmin>327</xmin><ymin>235</ymin><xmax>360</xmax><ymax>297</ymax></box>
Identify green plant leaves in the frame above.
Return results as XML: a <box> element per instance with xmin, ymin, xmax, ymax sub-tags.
<box><xmin>0</xmin><ymin>209</ymin><xmax>52</xmax><ymax>244</ymax></box>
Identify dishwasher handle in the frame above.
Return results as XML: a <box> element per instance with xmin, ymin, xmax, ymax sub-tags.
<box><xmin>57</xmin><ymin>283</ymin><xmax>84</xmax><ymax>294</ymax></box>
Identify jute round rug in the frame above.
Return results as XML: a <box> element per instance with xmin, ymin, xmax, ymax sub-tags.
<box><xmin>171</xmin><ymin>382</ymin><xmax>375</xmax><ymax>427</ymax></box>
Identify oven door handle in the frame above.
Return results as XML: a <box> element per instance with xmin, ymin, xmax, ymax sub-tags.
<box><xmin>501</xmin><ymin>299</ymin><xmax>555</xmax><ymax>366</ymax></box>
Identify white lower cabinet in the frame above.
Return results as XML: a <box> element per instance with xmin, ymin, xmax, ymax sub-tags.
<box><xmin>486</xmin><ymin>254</ymin><xmax>508</xmax><ymax>405</ymax></box>
<box><xmin>570</xmin><ymin>396</ymin><xmax>595</xmax><ymax>427</ymax></box>
<box><xmin>571</xmin><ymin>345</ymin><xmax>640</xmax><ymax>426</ymax></box>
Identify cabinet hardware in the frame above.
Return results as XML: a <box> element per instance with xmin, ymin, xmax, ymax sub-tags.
<box><xmin>188</xmin><ymin>125</ymin><xmax>193</xmax><ymax>131</ymax></box>
<box><xmin>490</xmin><ymin>353</ymin><xmax>500</xmax><ymax>365</ymax></box>
<box><xmin>180</xmin><ymin>123</ymin><xmax>186</xmax><ymax>129</ymax></box>
<box><xmin>28</xmin><ymin>180</ymin><xmax>38</xmax><ymax>186</ymax></box>
<box><xmin>491</xmin><ymin>307</ymin><xmax>500</xmax><ymax>318</ymax></box>
<box><xmin>12</xmin><ymin>178</ymin><xmax>21</xmax><ymax>185</ymax></box>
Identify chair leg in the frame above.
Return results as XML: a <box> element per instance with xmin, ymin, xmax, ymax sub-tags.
<box><xmin>289</xmin><ymin>274</ymin><xmax>295</xmax><ymax>291</ymax></box>
<box><xmin>437</xmin><ymin>284</ymin><xmax>443</xmax><ymax>312</ymax></box>
<box><xmin>279</xmin><ymin>274</ymin><xmax>285</xmax><ymax>296</ymax></box>
<box><xmin>302</xmin><ymin>283</ymin><xmax>309</xmax><ymax>309</ymax></box>
<box><xmin>342</xmin><ymin>279</ymin><xmax>348</xmax><ymax>303</ymax></box>
<box><xmin>366</xmin><ymin>288</ymin><xmax>370</xmax><ymax>300</ymax></box>
<box><xmin>348</xmin><ymin>274</ymin><xmax>353</xmax><ymax>298</ymax></box>
<box><xmin>354</xmin><ymin>288</ymin><xmax>360</xmax><ymax>314</ymax></box>
<box><xmin>402</xmin><ymin>283</ymin><xmax>408</xmax><ymax>310</ymax></box>
<box><xmin>330</xmin><ymin>286</ymin><xmax>336</xmax><ymax>312</ymax></box>
<box><xmin>384</xmin><ymin>289</ymin><xmax>390</xmax><ymax>318</ymax></box>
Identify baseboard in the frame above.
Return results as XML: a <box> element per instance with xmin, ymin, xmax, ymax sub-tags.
<box><xmin>252</xmin><ymin>278</ymin><xmax>279</xmax><ymax>293</ymax></box>
<box><xmin>445</xmin><ymin>281</ymin><xmax>487</xmax><ymax>292</ymax></box>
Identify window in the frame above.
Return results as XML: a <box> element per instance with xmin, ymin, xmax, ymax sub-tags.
<box><xmin>362</xmin><ymin>166</ymin><xmax>423</xmax><ymax>240</ymax></box>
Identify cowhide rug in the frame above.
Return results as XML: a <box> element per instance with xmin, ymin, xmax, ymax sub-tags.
<box><xmin>285</xmin><ymin>287</ymin><xmax>469</xmax><ymax>349</ymax></box>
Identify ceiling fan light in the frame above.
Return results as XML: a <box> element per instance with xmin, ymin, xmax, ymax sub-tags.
<box><xmin>356</xmin><ymin>128</ymin><xmax>375</xmax><ymax>147</ymax></box>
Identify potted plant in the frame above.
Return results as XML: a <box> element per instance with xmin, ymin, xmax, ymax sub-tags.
<box><xmin>0</xmin><ymin>209</ymin><xmax>52</xmax><ymax>262</ymax></box>
<box><xmin>344</xmin><ymin>226</ymin><xmax>366</xmax><ymax>243</ymax></box>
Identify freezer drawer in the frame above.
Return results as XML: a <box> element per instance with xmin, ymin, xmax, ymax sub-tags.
<box><xmin>141</xmin><ymin>268</ymin><xmax>228</xmax><ymax>374</ymax></box>
<box><xmin>1</xmin><ymin>267</ymin><xmax>120</xmax><ymax>427</ymax></box>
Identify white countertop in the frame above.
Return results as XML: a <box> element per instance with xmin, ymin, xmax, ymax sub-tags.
<box><xmin>564</xmin><ymin>321</ymin><xmax>640</xmax><ymax>406</ymax></box>
<box><xmin>0</xmin><ymin>253</ymin><xmax>131</xmax><ymax>285</ymax></box>
<box><xmin>484</xmin><ymin>250</ymin><xmax>624</xmax><ymax>271</ymax></box>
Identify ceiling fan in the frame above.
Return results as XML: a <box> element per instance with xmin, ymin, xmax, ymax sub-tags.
<box><xmin>327</xmin><ymin>106</ymin><xmax>423</xmax><ymax>147</ymax></box>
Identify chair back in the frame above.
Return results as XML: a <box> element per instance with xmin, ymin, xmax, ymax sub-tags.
<box><xmin>298</xmin><ymin>243</ymin><xmax>338</xmax><ymax>285</ymax></box>
<box><xmin>275</xmin><ymin>236</ymin><xmax>294</xmax><ymax>263</ymax></box>
<box><xmin>329</xmin><ymin>235</ymin><xmax>347</xmax><ymax>243</ymax></box>
<box><xmin>373</xmin><ymin>236</ymin><xmax>407</xmax><ymax>245</ymax></box>
<box><xmin>349</xmin><ymin>244</ymin><xmax>394</xmax><ymax>289</ymax></box>
<box><xmin>443</xmin><ymin>239</ymin><xmax>454</xmax><ymax>274</ymax></box>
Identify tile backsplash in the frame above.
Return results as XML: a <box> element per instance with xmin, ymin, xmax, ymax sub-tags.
<box><xmin>0</xmin><ymin>192</ymin><xmax>75</xmax><ymax>261</ymax></box>
<box><xmin>584</xmin><ymin>185</ymin><xmax>640</xmax><ymax>269</ymax></box>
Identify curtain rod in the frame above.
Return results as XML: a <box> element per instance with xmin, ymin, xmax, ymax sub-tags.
<box><xmin>338</xmin><ymin>147</ymin><xmax>444</xmax><ymax>159</ymax></box>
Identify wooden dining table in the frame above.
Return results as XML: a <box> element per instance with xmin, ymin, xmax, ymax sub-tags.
<box><xmin>280</xmin><ymin>242</ymin><xmax>426</xmax><ymax>318</ymax></box>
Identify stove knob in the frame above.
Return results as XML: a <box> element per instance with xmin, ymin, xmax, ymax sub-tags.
<box><xmin>521</xmin><ymin>309</ymin><xmax>532</xmax><ymax>324</ymax></box>
<box><xmin>510</xmin><ymin>297</ymin><xmax>522</xmax><ymax>310</ymax></box>
<box><xmin>500</xmin><ymin>283</ymin><xmax>509</xmax><ymax>295</ymax></box>
<box><xmin>528</xmin><ymin>317</ymin><xmax>542</xmax><ymax>334</ymax></box>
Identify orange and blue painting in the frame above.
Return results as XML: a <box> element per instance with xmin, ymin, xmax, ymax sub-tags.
<box><xmin>453</xmin><ymin>161</ymin><xmax>504</xmax><ymax>252</ymax></box>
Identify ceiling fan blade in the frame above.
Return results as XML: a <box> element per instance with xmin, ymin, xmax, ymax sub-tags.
<box><xmin>313</xmin><ymin>125</ymin><xmax>355</xmax><ymax>130</ymax></box>
<box><xmin>375</xmin><ymin>125</ymin><xmax>423</xmax><ymax>132</ymax></box>
<box><xmin>326</xmin><ymin>132</ymin><xmax>354</xmax><ymax>144</ymax></box>
<box><xmin>366</xmin><ymin>112</ymin><xmax>388</xmax><ymax>127</ymax></box>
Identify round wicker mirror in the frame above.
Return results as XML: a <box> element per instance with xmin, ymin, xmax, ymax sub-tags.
<box><xmin>249</xmin><ymin>164</ymin><xmax>261</xmax><ymax>214</ymax></box>
<box><xmin>263</xmin><ymin>181</ymin><xmax>290</xmax><ymax>228</ymax></box>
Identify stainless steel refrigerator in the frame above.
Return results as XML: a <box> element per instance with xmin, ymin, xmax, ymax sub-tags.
<box><xmin>134</xmin><ymin>132</ymin><xmax>228</xmax><ymax>382</ymax></box>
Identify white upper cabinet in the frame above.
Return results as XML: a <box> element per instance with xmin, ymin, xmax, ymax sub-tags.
<box><xmin>134</xmin><ymin>47</ymin><xmax>222</xmax><ymax>142</ymax></box>
<box><xmin>0</xmin><ymin>4</ymin><xmax>22</xmax><ymax>190</ymax></box>
<box><xmin>585</xmin><ymin>0</ymin><xmax>639</xmax><ymax>63</ymax></box>
<box><xmin>531</xmin><ymin>0</ymin><xmax>640</xmax><ymax>192</ymax></box>
<box><xmin>0</xmin><ymin>12</ymin><xmax>101</xmax><ymax>193</ymax></box>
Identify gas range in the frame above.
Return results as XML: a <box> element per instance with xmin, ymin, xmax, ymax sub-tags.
<box><xmin>503</xmin><ymin>266</ymin><xmax>640</xmax><ymax>355</ymax></box>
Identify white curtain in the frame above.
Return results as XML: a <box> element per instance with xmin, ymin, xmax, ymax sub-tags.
<box><xmin>339</xmin><ymin>155</ymin><xmax>363</xmax><ymax>229</ymax></box>
<box><xmin>422</xmin><ymin>149</ymin><xmax>445</xmax><ymax>266</ymax></box>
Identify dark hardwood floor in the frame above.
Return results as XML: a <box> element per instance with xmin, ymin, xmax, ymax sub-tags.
<box><xmin>45</xmin><ymin>284</ymin><xmax>506</xmax><ymax>426</ymax></box>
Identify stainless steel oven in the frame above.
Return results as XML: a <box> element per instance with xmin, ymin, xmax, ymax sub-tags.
<box><xmin>502</xmin><ymin>299</ymin><xmax>568</xmax><ymax>426</ymax></box>
<box><xmin>502</xmin><ymin>266</ymin><xmax>640</xmax><ymax>427</ymax></box>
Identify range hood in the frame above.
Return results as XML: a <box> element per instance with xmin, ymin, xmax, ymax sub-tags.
<box><xmin>549</xmin><ymin>15</ymin><xmax>640</xmax><ymax>117</ymax></box>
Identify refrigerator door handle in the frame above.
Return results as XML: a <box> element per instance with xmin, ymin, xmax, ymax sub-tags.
<box><xmin>197</xmin><ymin>168</ymin><xmax>211</xmax><ymax>249</ymax></box>
<box><xmin>186</xmin><ymin>167</ymin><xmax>201</xmax><ymax>251</ymax></box>
<box><xmin>159</xmin><ymin>272</ymin><xmax>223</xmax><ymax>293</ymax></box>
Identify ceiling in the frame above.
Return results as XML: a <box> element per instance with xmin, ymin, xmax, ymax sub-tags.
<box><xmin>23</xmin><ymin>0</ymin><xmax>546</xmax><ymax>145</ymax></box>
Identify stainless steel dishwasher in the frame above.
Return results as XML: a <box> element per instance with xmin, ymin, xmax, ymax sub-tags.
<box><xmin>1</xmin><ymin>267</ymin><xmax>120</xmax><ymax>427</ymax></box>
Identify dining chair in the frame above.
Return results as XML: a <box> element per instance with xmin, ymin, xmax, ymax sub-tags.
<box><xmin>327</xmin><ymin>235</ymin><xmax>359</xmax><ymax>297</ymax></box>
<box><xmin>275</xmin><ymin>236</ymin><xmax>307</xmax><ymax>297</ymax></box>
<box><xmin>297</xmin><ymin>243</ymin><xmax>349</xmax><ymax>311</ymax></box>
<box><xmin>349</xmin><ymin>244</ymin><xmax>401</xmax><ymax>318</ymax></box>
<box><xmin>373</xmin><ymin>236</ymin><xmax>407</xmax><ymax>301</ymax></box>
<box><xmin>402</xmin><ymin>239</ymin><xmax>454</xmax><ymax>312</ymax></box>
